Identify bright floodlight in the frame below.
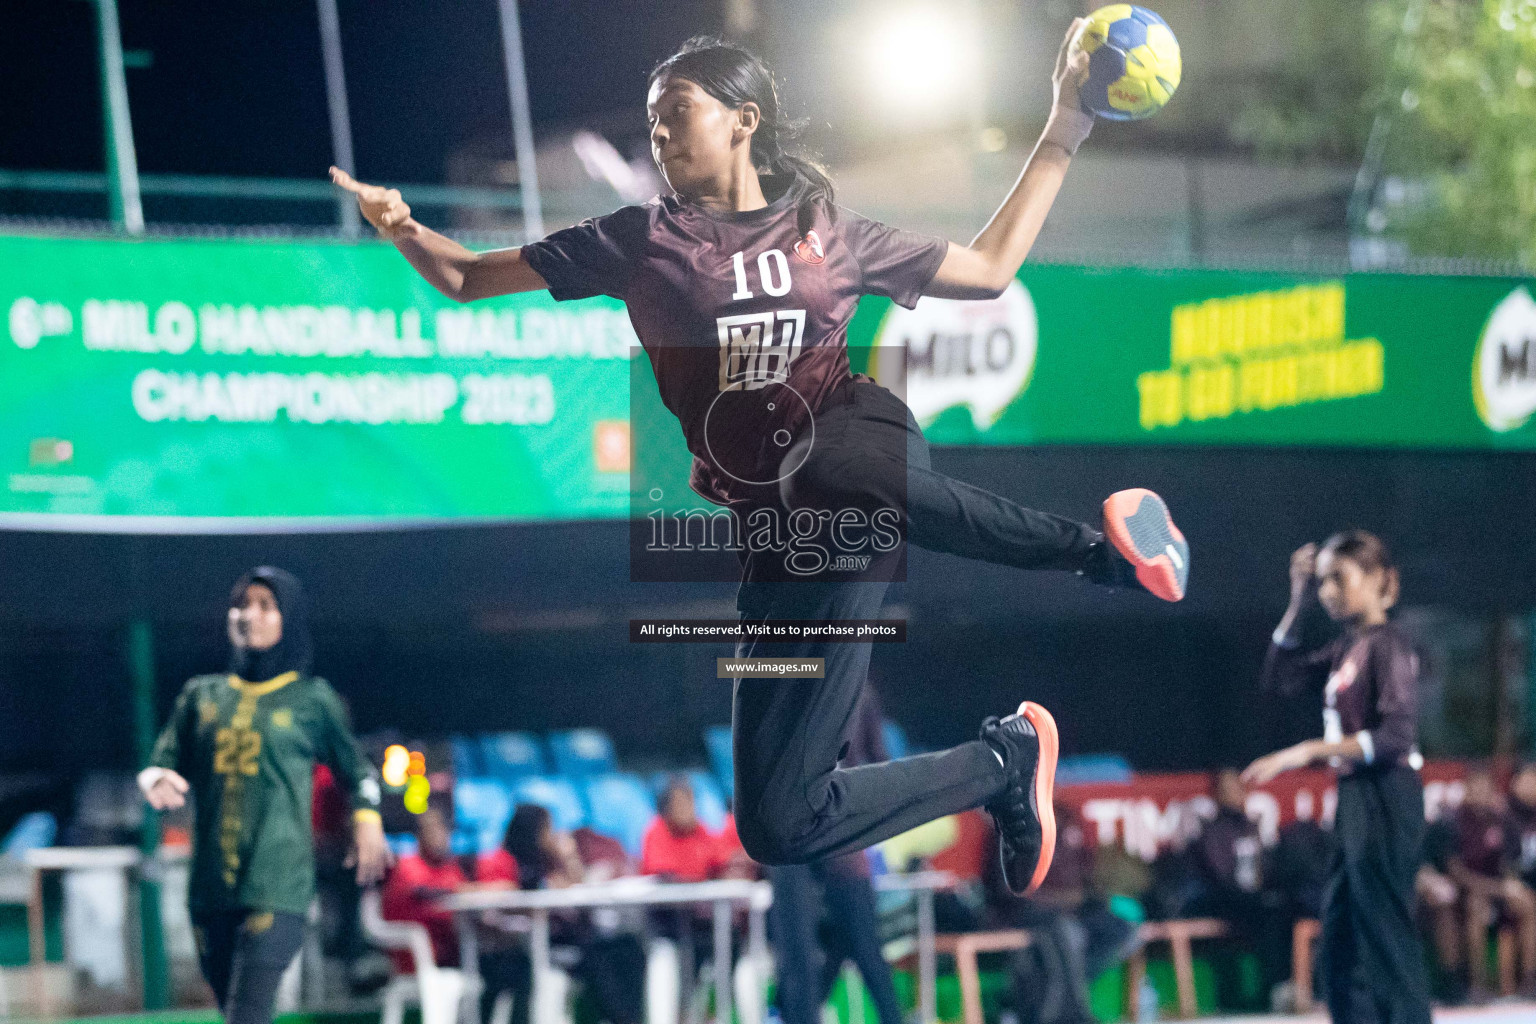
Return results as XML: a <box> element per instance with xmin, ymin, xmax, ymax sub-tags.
<box><xmin>865</xmin><ymin>6</ymin><xmax>976</xmax><ymax>117</ymax></box>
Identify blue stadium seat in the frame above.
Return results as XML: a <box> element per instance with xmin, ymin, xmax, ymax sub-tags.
<box><xmin>508</xmin><ymin>776</ymin><xmax>587</xmax><ymax>832</ymax></box>
<box><xmin>881</xmin><ymin>719</ymin><xmax>911</xmax><ymax>761</ymax></box>
<box><xmin>387</xmin><ymin>833</ymin><xmax>419</xmax><ymax>858</ymax></box>
<box><xmin>547</xmin><ymin>728</ymin><xmax>616</xmax><ymax>778</ymax></box>
<box><xmin>449</xmin><ymin>734</ymin><xmax>484</xmax><ymax>779</ymax></box>
<box><xmin>580</xmin><ymin>773</ymin><xmax>656</xmax><ymax>858</ymax></box>
<box><xmin>648</xmin><ymin>770</ymin><xmax>729</xmax><ymax>833</ymax></box>
<box><xmin>703</xmin><ymin>725</ymin><xmax>733</xmax><ymax>797</ymax></box>
<box><xmin>1</xmin><ymin>812</ymin><xmax>57</xmax><ymax>855</ymax></box>
<box><xmin>480</xmin><ymin>731</ymin><xmax>546</xmax><ymax>780</ymax></box>
<box><xmin>453</xmin><ymin>776</ymin><xmax>514</xmax><ymax>854</ymax></box>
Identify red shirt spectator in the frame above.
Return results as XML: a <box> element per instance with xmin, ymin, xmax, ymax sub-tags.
<box><xmin>642</xmin><ymin>778</ymin><xmax>730</xmax><ymax>881</ymax></box>
<box><xmin>474</xmin><ymin>847</ymin><xmax>520</xmax><ymax>886</ymax></box>
<box><xmin>642</xmin><ymin>817</ymin><xmax>729</xmax><ymax>881</ymax></box>
<box><xmin>381</xmin><ymin>807</ymin><xmax>466</xmax><ymax>972</ymax></box>
<box><xmin>717</xmin><ymin>814</ymin><xmax>745</xmax><ymax>860</ymax></box>
<box><xmin>311</xmin><ymin>764</ymin><xmax>350</xmax><ymax>863</ymax></box>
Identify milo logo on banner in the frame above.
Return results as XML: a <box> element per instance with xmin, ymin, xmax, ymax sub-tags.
<box><xmin>870</xmin><ymin>280</ymin><xmax>1037</xmax><ymax>430</ymax></box>
<box><xmin>1474</xmin><ymin>286</ymin><xmax>1536</xmax><ymax>433</ymax></box>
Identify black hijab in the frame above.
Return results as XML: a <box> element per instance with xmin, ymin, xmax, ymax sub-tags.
<box><xmin>228</xmin><ymin>566</ymin><xmax>313</xmax><ymax>681</ymax></box>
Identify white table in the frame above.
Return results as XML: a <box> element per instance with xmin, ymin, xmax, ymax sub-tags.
<box><xmin>871</xmin><ymin>869</ymin><xmax>957</xmax><ymax>1024</ymax></box>
<box><xmin>440</xmin><ymin>878</ymin><xmax>772</xmax><ymax>1024</ymax></box>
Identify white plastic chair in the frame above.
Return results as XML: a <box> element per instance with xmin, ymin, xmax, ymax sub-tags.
<box><xmin>361</xmin><ymin>889</ymin><xmax>480</xmax><ymax>1024</ymax></box>
<box><xmin>645</xmin><ymin>936</ymin><xmax>769</xmax><ymax>1024</ymax></box>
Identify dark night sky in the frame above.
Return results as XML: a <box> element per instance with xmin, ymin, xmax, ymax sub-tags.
<box><xmin>0</xmin><ymin>0</ymin><xmax>720</xmax><ymax>183</ymax></box>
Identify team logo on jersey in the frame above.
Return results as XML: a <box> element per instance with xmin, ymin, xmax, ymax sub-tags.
<box><xmin>1326</xmin><ymin>656</ymin><xmax>1359</xmax><ymax>699</ymax></box>
<box><xmin>716</xmin><ymin>310</ymin><xmax>807</xmax><ymax>391</ymax></box>
<box><xmin>270</xmin><ymin>708</ymin><xmax>293</xmax><ymax>729</ymax></box>
<box><xmin>793</xmin><ymin>230</ymin><xmax>825</xmax><ymax>266</ymax></box>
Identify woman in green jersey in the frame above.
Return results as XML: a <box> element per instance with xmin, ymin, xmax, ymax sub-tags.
<box><xmin>137</xmin><ymin>566</ymin><xmax>392</xmax><ymax>1024</ymax></box>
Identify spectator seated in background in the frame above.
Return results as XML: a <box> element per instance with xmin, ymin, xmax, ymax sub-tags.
<box><xmin>1417</xmin><ymin>812</ymin><xmax>1463</xmax><ymax>1001</ymax></box>
<box><xmin>1270</xmin><ymin>813</ymin><xmax>1335</xmax><ymax>923</ymax></box>
<box><xmin>641</xmin><ymin>776</ymin><xmax>746</xmax><ymax>882</ymax></box>
<box><xmin>984</xmin><ymin>801</ymin><xmax>1141</xmax><ymax>1024</ymax></box>
<box><xmin>1187</xmin><ymin>769</ymin><xmax>1291</xmax><ymax>1013</ymax></box>
<box><xmin>1451</xmin><ymin>767</ymin><xmax>1536</xmax><ymax>999</ymax></box>
<box><xmin>381</xmin><ymin>803</ymin><xmax>523</xmax><ymax>1023</ymax></box>
<box><xmin>1509</xmin><ymin>762</ymin><xmax>1536</xmax><ymax>894</ymax></box>
<box><xmin>1268</xmin><ymin>811</ymin><xmax>1337</xmax><ymax>1010</ymax></box>
<box><xmin>502</xmin><ymin>803</ymin><xmax>647</xmax><ymax>1024</ymax></box>
<box><xmin>573</xmin><ymin>824</ymin><xmax>632</xmax><ymax>882</ymax></box>
<box><xmin>641</xmin><ymin>776</ymin><xmax>753</xmax><ymax>987</ymax></box>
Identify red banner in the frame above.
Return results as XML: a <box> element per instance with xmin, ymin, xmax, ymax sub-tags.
<box><xmin>1056</xmin><ymin>762</ymin><xmax>1468</xmax><ymax>860</ymax></box>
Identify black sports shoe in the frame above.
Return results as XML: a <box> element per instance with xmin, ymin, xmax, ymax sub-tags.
<box><xmin>979</xmin><ymin>701</ymin><xmax>1059</xmax><ymax>895</ymax></box>
<box><xmin>1078</xmin><ymin>535</ymin><xmax>1147</xmax><ymax>593</ymax></box>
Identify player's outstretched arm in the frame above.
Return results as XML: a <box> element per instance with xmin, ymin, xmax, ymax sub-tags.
<box><xmin>924</xmin><ymin>19</ymin><xmax>1092</xmax><ymax>300</ymax></box>
<box><xmin>330</xmin><ymin>167</ymin><xmax>549</xmax><ymax>303</ymax></box>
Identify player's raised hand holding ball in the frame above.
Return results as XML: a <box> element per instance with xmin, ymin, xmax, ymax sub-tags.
<box><xmin>1077</xmin><ymin>5</ymin><xmax>1181</xmax><ymax>121</ymax></box>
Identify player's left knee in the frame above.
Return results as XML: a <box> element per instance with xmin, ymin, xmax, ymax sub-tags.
<box><xmin>733</xmin><ymin>810</ymin><xmax>820</xmax><ymax>866</ymax></box>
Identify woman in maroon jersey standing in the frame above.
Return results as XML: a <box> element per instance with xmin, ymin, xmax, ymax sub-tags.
<box><xmin>332</xmin><ymin>20</ymin><xmax>1189</xmax><ymax>896</ymax></box>
<box><xmin>1243</xmin><ymin>532</ymin><xmax>1431</xmax><ymax>1024</ymax></box>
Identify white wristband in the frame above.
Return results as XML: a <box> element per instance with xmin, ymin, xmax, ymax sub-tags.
<box><xmin>1041</xmin><ymin>106</ymin><xmax>1095</xmax><ymax>155</ymax></box>
<box><xmin>1356</xmin><ymin>731</ymin><xmax>1375</xmax><ymax>765</ymax></box>
<box><xmin>137</xmin><ymin>767</ymin><xmax>169</xmax><ymax>799</ymax></box>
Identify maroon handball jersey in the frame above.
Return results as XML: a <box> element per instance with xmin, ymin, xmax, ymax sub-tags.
<box><xmin>1262</xmin><ymin>620</ymin><xmax>1421</xmax><ymax>774</ymax></box>
<box><xmin>520</xmin><ymin>176</ymin><xmax>949</xmax><ymax>509</ymax></box>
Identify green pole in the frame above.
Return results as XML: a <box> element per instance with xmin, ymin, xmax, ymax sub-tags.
<box><xmin>129</xmin><ymin>619</ymin><xmax>170</xmax><ymax>1010</ymax></box>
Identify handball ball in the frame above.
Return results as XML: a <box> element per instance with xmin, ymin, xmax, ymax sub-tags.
<box><xmin>1077</xmin><ymin>4</ymin><xmax>1181</xmax><ymax>121</ymax></box>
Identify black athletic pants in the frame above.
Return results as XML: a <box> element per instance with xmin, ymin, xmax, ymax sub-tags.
<box><xmin>192</xmin><ymin>909</ymin><xmax>306</xmax><ymax>1024</ymax></box>
<box><xmin>733</xmin><ymin>378</ymin><xmax>1100</xmax><ymax>865</ymax></box>
<box><xmin>1320</xmin><ymin>765</ymin><xmax>1433</xmax><ymax>1024</ymax></box>
<box><xmin>769</xmin><ymin>859</ymin><xmax>904</xmax><ymax>1024</ymax></box>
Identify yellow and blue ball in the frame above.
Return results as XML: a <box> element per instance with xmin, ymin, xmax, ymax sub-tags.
<box><xmin>1078</xmin><ymin>4</ymin><xmax>1181</xmax><ymax>121</ymax></box>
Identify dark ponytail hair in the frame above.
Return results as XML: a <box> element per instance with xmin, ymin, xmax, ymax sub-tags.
<box><xmin>1320</xmin><ymin>529</ymin><xmax>1400</xmax><ymax>610</ymax></box>
<box><xmin>502</xmin><ymin>803</ymin><xmax>553</xmax><ymax>890</ymax></box>
<box><xmin>649</xmin><ymin>36</ymin><xmax>833</xmax><ymax>232</ymax></box>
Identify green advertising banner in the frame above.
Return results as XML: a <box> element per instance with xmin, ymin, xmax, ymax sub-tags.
<box><xmin>857</xmin><ymin>265</ymin><xmax>1536</xmax><ymax>450</ymax></box>
<box><xmin>3</xmin><ymin>234</ymin><xmax>1534</xmax><ymax>527</ymax></box>
<box><xmin>1</xmin><ymin>235</ymin><xmax>638</xmax><ymax>526</ymax></box>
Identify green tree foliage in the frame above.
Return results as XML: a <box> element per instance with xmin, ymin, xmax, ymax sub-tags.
<box><xmin>1372</xmin><ymin>0</ymin><xmax>1536</xmax><ymax>264</ymax></box>
<box><xmin>1223</xmin><ymin>0</ymin><xmax>1536</xmax><ymax>265</ymax></box>
<box><xmin>1225</xmin><ymin>0</ymin><xmax>1381</xmax><ymax>162</ymax></box>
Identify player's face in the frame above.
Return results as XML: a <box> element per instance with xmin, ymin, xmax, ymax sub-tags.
<box><xmin>647</xmin><ymin>76</ymin><xmax>742</xmax><ymax>197</ymax></box>
<box><xmin>232</xmin><ymin>582</ymin><xmax>283</xmax><ymax>651</ymax></box>
<box><xmin>1314</xmin><ymin>551</ymin><xmax>1385</xmax><ymax>624</ymax></box>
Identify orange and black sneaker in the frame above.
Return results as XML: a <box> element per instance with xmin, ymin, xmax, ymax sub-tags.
<box><xmin>1097</xmin><ymin>488</ymin><xmax>1189</xmax><ymax>602</ymax></box>
<box><xmin>979</xmin><ymin>701</ymin><xmax>1059</xmax><ymax>895</ymax></box>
